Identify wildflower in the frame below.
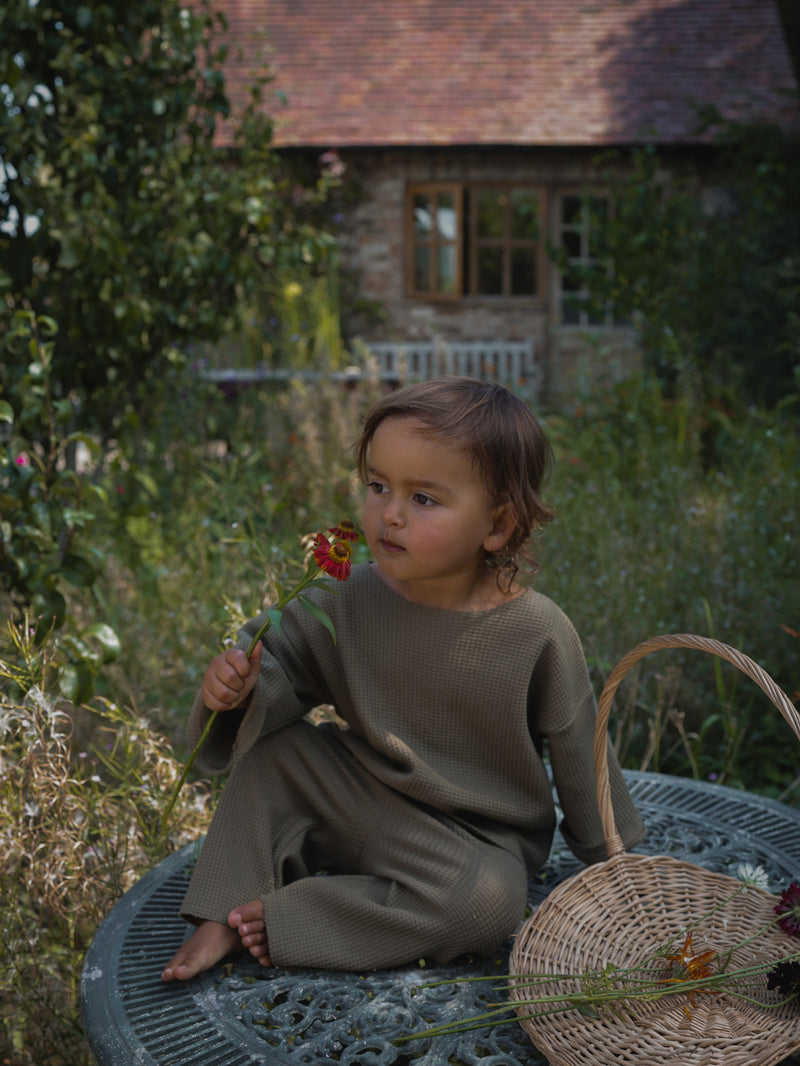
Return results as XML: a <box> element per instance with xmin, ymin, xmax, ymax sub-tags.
<box><xmin>662</xmin><ymin>932</ymin><xmax>719</xmax><ymax>1013</ymax></box>
<box><xmin>313</xmin><ymin>533</ymin><xmax>353</xmax><ymax>581</ymax></box>
<box><xmin>767</xmin><ymin>960</ymin><xmax>800</xmax><ymax>999</ymax></box>
<box><xmin>14</xmin><ymin>453</ymin><xmax>29</xmax><ymax>466</ymax></box>
<box><xmin>328</xmin><ymin>519</ymin><xmax>360</xmax><ymax>542</ymax></box>
<box><xmin>736</xmin><ymin>863</ymin><xmax>771</xmax><ymax>889</ymax></box>
<box><xmin>162</xmin><ymin>521</ymin><xmax>355</xmax><ymax>833</ymax></box>
<box><xmin>774</xmin><ymin>881</ymin><xmax>800</xmax><ymax>937</ymax></box>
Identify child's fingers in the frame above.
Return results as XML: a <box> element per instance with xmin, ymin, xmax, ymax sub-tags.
<box><xmin>202</xmin><ymin>648</ymin><xmax>254</xmax><ymax>710</ymax></box>
<box><xmin>247</xmin><ymin>640</ymin><xmax>263</xmax><ymax>675</ymax></box>
<box><xmin>225</xmin><ymin>647</ymin><xmax>254</xmax><ymax>682</ymax></box>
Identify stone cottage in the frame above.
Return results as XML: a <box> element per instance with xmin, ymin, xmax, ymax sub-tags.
<box><xmin>212</xmin><ymin>0</ymin><xmax>798</xmax><ymax>404</ymax></box>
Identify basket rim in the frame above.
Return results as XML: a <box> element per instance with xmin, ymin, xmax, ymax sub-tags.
<box><xmin>593</xmin><ymin>634</ymin><xmax>800</xmax><ymax>858</ymax></box>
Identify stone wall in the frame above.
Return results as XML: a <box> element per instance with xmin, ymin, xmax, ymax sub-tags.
<box><xmin>331</xmin><ymin>146</ymin><xmax>641</xmax><ymax>408</ymax></box>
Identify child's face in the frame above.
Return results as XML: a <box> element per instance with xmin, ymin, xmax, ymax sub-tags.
<box><xmin>362</xmin><ymin>417</ymin><xmax>511</xmax><ymax>607</ymax></box>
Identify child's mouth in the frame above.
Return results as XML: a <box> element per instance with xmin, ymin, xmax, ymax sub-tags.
<box><xmin>380</xmin><ymin>537</ymin><xmax>405</xmax><ymax>554</ymax></box>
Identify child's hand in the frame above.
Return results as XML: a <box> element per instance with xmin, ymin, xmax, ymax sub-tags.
<box><xmin>201</xmin><ymin>643</ymin><xmax>263</xmax><ymax>712</ymax></box>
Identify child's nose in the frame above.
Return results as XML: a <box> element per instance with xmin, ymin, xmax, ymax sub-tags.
<box><xmin>382</xmin><ymin>495</ymin><xmax>404</xmax><ymax>527</ymax></box>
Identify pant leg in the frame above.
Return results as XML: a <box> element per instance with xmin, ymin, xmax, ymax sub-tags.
<box><xmin>180</xmin><ymin>719</ymin><xmax>372</xmax><ymax>925</ymax></box>
<box><xmin>264</xmin><ymin>799</ymin><xmax>529</xmax><ymax>970</ymax></box>
<box><xmin>182</xmin><ymin>719</ymin><xmax>529</xmax><ymax>970</ymax></box>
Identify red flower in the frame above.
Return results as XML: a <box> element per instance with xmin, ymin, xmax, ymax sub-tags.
<box><xmin>313</xmin><ymin>533</ymin><xmax>353</xmax><ymax>581</ymax></box>
<box><xmin>328</xmin><ymin>519</ymin><xmax>360</xmax><ymax>542</ymax></box>
<box><xmin>775</xmin><ymin>882</ymin><xmax>800</xmax><ymax>937</ymax></box>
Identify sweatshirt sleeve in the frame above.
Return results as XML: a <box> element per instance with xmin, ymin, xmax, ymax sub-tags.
<box><xmin>528</xmin><ymin>614</ymin><xmax>645</xmax><ymax>864</ymax></box>
<box><xmin>186</xmin><ymin>598</ymin><xmax>335</xmax><ymax>774</ymax></box>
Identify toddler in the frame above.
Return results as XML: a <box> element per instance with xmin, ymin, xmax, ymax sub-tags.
<box><xmin>162</xmin><ymin>376</ymin><xmax>644</xmax><ymax>981</ymax></box>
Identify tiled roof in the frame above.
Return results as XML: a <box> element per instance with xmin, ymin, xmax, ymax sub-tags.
<box><xmin>216</xmin><ymin>0</ymin><xmax>798</xmax><ymax>148</ymax></box>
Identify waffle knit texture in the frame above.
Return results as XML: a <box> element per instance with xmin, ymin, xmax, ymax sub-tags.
<box><xmin>182</xmin><ymin>563</ymin><xmax>645</xmax><ymax>969</ymax></box>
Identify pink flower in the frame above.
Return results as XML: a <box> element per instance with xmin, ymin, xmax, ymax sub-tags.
<box><xmin>14</xmin><ymin>453</ymin><xmax>29</xmax><ymax>466</ymax></box>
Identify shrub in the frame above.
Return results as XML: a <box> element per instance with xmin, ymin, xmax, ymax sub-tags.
<box><xmin>0</xmin><ymin>623</ymin><xmax>214</xmax><ymax>1066</ymax></box>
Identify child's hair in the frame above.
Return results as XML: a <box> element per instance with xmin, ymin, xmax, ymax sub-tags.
<box><xmin>355</xmin><ymin>376</ymin><xmax>555</xmax><ymax>582</ymax></box>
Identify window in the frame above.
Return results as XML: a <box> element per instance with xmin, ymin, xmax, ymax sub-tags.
<box><xmin>408</xmin><ymin>185</ymin><xmax>462</xmax><ymax>298</ymax></box>
<box><xmin>557</xmin><ymin>194</ymin><xmax>625</xmax><ymax>327</ymax></box>
<box><xmin>407</xmin><ymin>183</ymin><xmax>542</xmax><ymax>300</ymax></box>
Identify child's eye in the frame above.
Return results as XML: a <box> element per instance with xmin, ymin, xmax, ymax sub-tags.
<box><xmin>367</xmin><ymin>480</ymin><xmax>386</xmax><ymax>494</ymax></box>
<box><xmin>414</xmin><ymin>492</ymin><xmax>436</xmax><ymax>507</ymax></box>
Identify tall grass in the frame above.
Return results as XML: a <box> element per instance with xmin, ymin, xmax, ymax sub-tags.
<box><xmin>1</xmin><ymin>369</ymin><xmax>798</xmax><ymax>1065</ymax></box>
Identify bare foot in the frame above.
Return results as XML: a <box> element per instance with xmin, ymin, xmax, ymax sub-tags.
<box><xmin>229</xmin><ymin>900</ymin><xmax>272</xmax><ymax>966</ymax></box>
<box><xmin>161</xmin><ymin>919</ymin><xmax>240</xmax><ymax>982</ymax></box>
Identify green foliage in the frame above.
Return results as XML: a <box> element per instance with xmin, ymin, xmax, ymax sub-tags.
<box><xmin>0</xmin><ymin>311</ymin><xmax>120</xmax><ymax>701</ymax></box>
<box><xmin>536</xmin><ymin>376</ymin><xmax>799</xmax><ymax>793</ymax></box>
<box><xmin>0</xmin><ymin>0</ymin><xmax>338</xmax><ymax>443</ymax></box>
<box><xmin>0</xmin><ymin>370</ymin><xmax>798</xmax><ymax>1066</ymax></box>
<box><xmin>576</xmin><ymin>121</ymin><xmax>800</xmax><ymax>406</ymax></box>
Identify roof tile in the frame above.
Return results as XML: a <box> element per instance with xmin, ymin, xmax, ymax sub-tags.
<box><xmin>215</xmin><ymin>0</ymin><xmax>798</xmax><ymax>147</ymax></box>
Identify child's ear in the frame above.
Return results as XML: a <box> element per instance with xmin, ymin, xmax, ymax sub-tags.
<box><xmin>483</xmin><ymin>503</ymin><xmax>516</xmax><ymax>553</ymax></box>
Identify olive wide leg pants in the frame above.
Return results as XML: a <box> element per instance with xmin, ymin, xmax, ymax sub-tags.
<box><xmin>180</xmin><ymin>720</ymin><xmax>529</xmax><ymax>971</ymax></box>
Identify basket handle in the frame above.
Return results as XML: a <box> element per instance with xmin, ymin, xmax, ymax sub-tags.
<box><xmin>594</xmin><ymin>633</ymin><xmax>800</xmax><ymax>859</ymax></box>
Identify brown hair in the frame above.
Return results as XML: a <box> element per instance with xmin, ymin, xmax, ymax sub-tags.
<box><xmin>355</xmin><ymin>377</ymin><xmax>554</xmax><ymax>582</ymax></box>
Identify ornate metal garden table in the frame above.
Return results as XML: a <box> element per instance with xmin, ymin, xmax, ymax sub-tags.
<box><xmin>81</xmin><ymin>770</ymin><xmax>800</xmax><ymax>1065</ymax></box>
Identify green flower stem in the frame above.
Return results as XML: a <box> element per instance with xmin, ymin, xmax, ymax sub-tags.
<box><xmin>396</xmin><ymin>945</ymin><xmax>800</xmax><ymax>1044</ymax></box>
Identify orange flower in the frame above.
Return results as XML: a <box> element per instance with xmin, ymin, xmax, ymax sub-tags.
<box><xmin>313</xmin><ymin>533</ymin><xmax>353</xmax><ymax>581</ymax></box>
<box><xmin>662</xmin><ymin>932</ymin><xmax>720</xmax><ymax>1017</ymax></box>
<box><xmin>328</xmin><ymin>519</ymin><xmax>360</xmax><ymax>542</ymax></box>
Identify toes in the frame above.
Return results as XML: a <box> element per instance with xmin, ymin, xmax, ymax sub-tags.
<box><xmin>239</xmin><ymin>919</ymin><xmax>266</xmax><ymax>937</ymax></box>
<box><xmin>228</xmin><ymin>900</ymin><xmax>264</xmax><ymax>931</ymax></box>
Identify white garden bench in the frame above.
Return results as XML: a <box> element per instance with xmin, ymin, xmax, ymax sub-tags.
<box><xmin>199</xmin><ymin>338</ymin><xmax>539</xmax><ymax>402</ymax></box>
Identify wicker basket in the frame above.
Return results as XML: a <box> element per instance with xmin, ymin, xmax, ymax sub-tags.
<box><xmin>509</xmin><ymin>633</ymin><xmax>800</xmax><ymax>1066</ymax></box>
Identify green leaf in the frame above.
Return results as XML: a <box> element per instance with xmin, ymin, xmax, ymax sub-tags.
<box><xmin>59</xmin><ymin>551</ymin><xmax>98</xmax><ymax>587</ymax></box>
<box><xmin>134</xmin><ymin>470</ymin><xmax>159</xmax><ymax>498</ymax></box>
<box><xmin>266</xmin><ymin>607</ymin><xmax>283</xmax><ymax>635</ymax></box>
<box><xmin>57</xmin><ymin>661</ymin><xmax>95</xmax><ymax>705</ymax></box>
<box><xmin>297</xmin><ymin>595</ymin><xmax>336</xmax><ymax>644</ymax></box>
<box><xmin>0</xmin><ymin>401</ymin><xmax>13</xmax><ymax>425</ymax></box>
<box><xmin>84</xmin><ymin>623</ymin><xmax>121</xmax><ymax>663</ymax></box>
<box><xmin>33</xmin><ymin>592</ymin><xmax>67</xmax><ymax>641</ymax></box>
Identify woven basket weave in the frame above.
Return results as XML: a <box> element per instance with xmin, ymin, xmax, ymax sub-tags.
<box><xmin>509</xmin><ymin>633</ymin><xmax>800</xmax><ymax>1066</ymax></box>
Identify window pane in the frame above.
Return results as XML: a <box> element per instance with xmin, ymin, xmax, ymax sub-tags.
<box><xmin>511</xmin><ymin>247</ymin><xmax>536</xmax><ymax>295</ymax></box>
<box><xmin>436</xmin><ymin>192</ymin><xmax>456</xmax><ymax>239</ymax></box>
<box><xmin>562</xmin><ymin>272</ymin><xmax>582</xmax><ymax>293</ymax></box>
<box><xmin>563</xmin><ymin>231</ymin><xmax>582</xmax><ymax>259</ymax></box>
<box><xmin>476</xmin><ymin>189</ymin><xmax>504</xmax><ymax>239</ymax></box>
<box><xmin>414</xmin><ymin>246</ymin><xmax>430</xmax><ymax>291</ymax></box>
<box><xmin>561</xmin><ymin>295</ymin><xmax>582</xmax><ymax>325</ymax></box>
<box><xmin>476</xmin><ymin>246</ymin><xmax>503</xmax><ymax>294</ymax></box>
<box><xmin>510</xmin><ymin>189</ymin><xmax>538</xmax><ymax>239</ymax></box>
<box><xmin>438</xmin><ymin>245</ymin><xmax>456</xmax><ymax>294</ymax></box>
<box><xmin>562</xmin><ymin>195</ymin><xmax>582</xmax><ymax>225</ymax></box>
<box><xmin>413</xmin><ymin>194</ymin><xmax>432</xmax><ymax>237</ymax></box>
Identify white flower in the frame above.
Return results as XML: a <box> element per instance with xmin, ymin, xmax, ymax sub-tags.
<box><xmin>735</xmin><ymin>862</ymin><xmax>771</xmax><ymax>889</ymax></box>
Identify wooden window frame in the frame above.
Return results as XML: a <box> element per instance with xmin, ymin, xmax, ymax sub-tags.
<box><xmin>466</xmin><ymin>184</ymin><xmax>544</xmax><ymax>299</ymax></box>
<box><xmin>405</xmin><ymin>183</ymin><xmax>463</xmax><ymax>301</ymax></box>
<box><xmin>406</xmin><ymin>182</ymin><xmax>544</xmax><ymax>301</ymax></box>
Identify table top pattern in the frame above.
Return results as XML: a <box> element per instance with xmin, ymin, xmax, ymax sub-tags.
<box><xmin>81</xmin><ymin>771</ymin><xmax>800</xmax><ymax>1065</ymax></box>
